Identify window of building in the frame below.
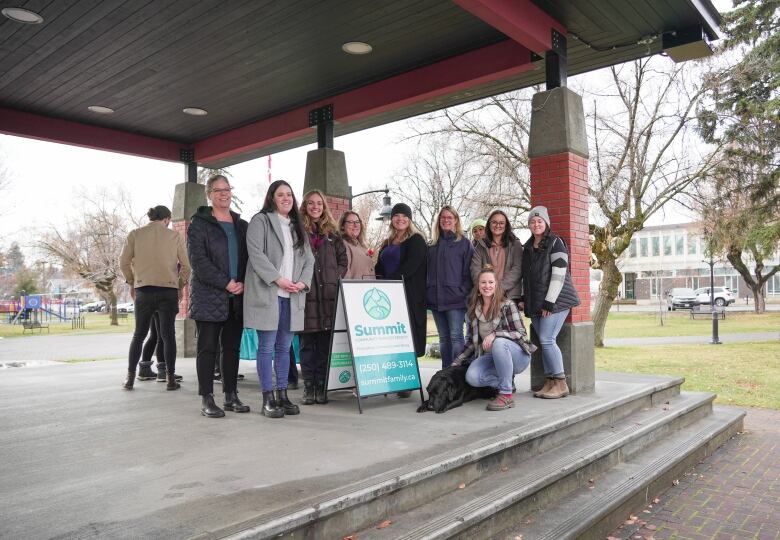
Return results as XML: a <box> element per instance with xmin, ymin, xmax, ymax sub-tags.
<box><xmin>688</xmin><ymin>276</ymin><xmax>700</xmax><ymax>290</ymax></box>
<box><xmin>675</xmin><ymin>235</ymin><xmax>684</xmax><ymax>255</ymax></box>
<box><xmin>629</xmin><ymin>238</ymin><xmax>637</xmax><ymax>258</ymax></box>
<box><xmin>687</xmin><ymin>235</ymin><xmax>697</xmax><ymax>255</ymax></box>
<box><xmin>640</xmin><ymin>237</ymin><xmax>648</xmax><ymax>257</ymax></box>
<box><xmin>663</xmin><ymin>236</ymin><xmax>672</xmax><ymax>256</ymax></box>
<box><xmin>725</xmin><ymin>275</ymin><xmax>739</xmax><ymax>293</ymax></box>
<box><xmin>652</xmin><ymin>236</ymin><xmax>660</xmax><ymax>256</ymax></box>
<box><xmin>768</xmin><ymin>270</ymin><xmax>780</xmax><ymax>296</ymax></box>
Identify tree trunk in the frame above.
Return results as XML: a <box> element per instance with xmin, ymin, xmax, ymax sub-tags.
<box><xmin>107</xmin><ymin>290</ymin><xmax>118</xmax><ymax>326</ymax></box>
<box><xmin>751</xmin><ymin>286</ymin><xmax>766</xmax><ymax>314</ymax></box>
<box><xmin>592</xmin><ymin>258</ymin><xmax>623</xmax><ymax>347</ymax></box>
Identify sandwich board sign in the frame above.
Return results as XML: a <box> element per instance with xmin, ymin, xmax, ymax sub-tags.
<box><xmin>326</xmin><ymin>279</ymin><xmax>423</xmax><ymax>413</ymax></box>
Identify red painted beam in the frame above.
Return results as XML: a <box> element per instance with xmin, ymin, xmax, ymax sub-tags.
<box><xmin>195</xmin><ymin>39</ymin><xmax>535</xmax><ymax>165</ymax></box>
<box><xmin>452</xmin><ymin>0</ymin><xmax>566</xmax><ymax>54</ymax></box>
<box><xmin>0</xmin><ymin>107</ymin><xmax>185</xmax><ymax>162</ymax></box>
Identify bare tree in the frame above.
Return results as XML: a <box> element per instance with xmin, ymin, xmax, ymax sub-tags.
<box><xmin>37</xmin><ymin>188</ymin><xmax>132</xmax><ymax>325</ymax></box>
<box><xmin>350</xmin><ymin>190</ymin><xmax>385</xmax><ymax>250</ymax></box>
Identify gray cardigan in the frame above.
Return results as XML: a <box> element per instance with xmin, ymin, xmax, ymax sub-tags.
<box><xmin>243</xmin><ymin>212</ymin><xmax>314</xmax><ymax>332</ymax></box>
<box><xmin>470</xmin><ymin>238</ymin><xmax>523</xmax><ymax>301</ymax></box>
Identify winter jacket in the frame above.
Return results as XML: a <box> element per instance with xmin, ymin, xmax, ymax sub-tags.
<box><xmin>244</xmin><ymin>212</ymin><xmax>314</xmax><ymax>332</ymax></box>
<box><xmin>375</xmin><ymin>233</ymin><xmax>428</xmax><ymax>357</ymax></box>
<box><xmin>520</xmin><ymin>233</ymin><xmax>580</xmax><ymax>316</ymax></box>
<box><xmin>120</xmin><ymin>221</ymin><xmax>190</xmax><ymax>289</ymax></box>
<box><xmin>187</xmin><ymin>206</ymin><xmax>248</xmax><ymax>322</ymax></box>
<box><xmin>343</xmin><ymin>240</ymin><xmax>375</xmax><ymax>279</ymax></box>
<box><xmin>454</xmin><ymin>299</ymin><xmax>534</xmax><ymax>364</ymax></box>
<box><xmin>426</xmin><ymin>232</ymin><xmax>473</xmax><ymax>311</ymax></box>
<box><xmin>470</xmin><ymin>238</ymin><xmax>523</xmax><ymax>300</ymax></box>
<box><xmin>302</xmin><ymin>232</ymin><xmax>348</xmax><ymax>332</ymax></box>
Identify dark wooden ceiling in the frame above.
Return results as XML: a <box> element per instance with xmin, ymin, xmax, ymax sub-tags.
<box><xmin>0</xmin><ymin>0</ymin><xmax>720</xmax><ymax>167</ymax></box>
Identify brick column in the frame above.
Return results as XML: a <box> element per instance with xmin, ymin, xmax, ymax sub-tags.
<box><xmin>527</xmin><ymin>87</ymin><xmax>595</xmax><ymax>394</ymax></box>
<box><xmin>303</xmin><ymin>147</ymin><xmax>351</xmax><ymax>220</ymax></box>
<box><xmin>325</xmin><ymin>195</ymin><xmax>350</xmax><ymax>220</ymax></box>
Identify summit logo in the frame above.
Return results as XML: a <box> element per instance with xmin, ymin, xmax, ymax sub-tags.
<box><xmin>362</xmin><ymin>288</ymin><xmax>391</xmax><ymax>320</ymax></box>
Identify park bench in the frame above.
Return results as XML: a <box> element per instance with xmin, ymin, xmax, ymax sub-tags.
<box><xmin>117</xmin><ymin>312</ymin><xmax>129</xmax><ymax>321</ymax></box>
<box><xmin>690</xmin><ymin>306</ymin><xmax>725</xmax><ymax>320</ymax></box>
<box><xmin>22</xmin><ymin>321</ymin><xmax>50</xmax><ymax>334</ymax></box>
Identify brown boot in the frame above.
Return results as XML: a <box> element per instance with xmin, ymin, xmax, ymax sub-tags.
<box><xmin>539</xmin><ymin>378</ymin><xmax>569</xmax><ymax>399</ymax></box>
<box><xmin>166</xmin><ymin>373</ymin><xmax>180</xmax><ymax>391</ymax></box>
<box><xmin>122</xmin><ymin>371</ymin><xmax>135</xmax><ymax>390</ymax></box>
<box><xmin>533</xmin><ymin>378</ymin><xmax>554</xmax><ymax>398</ymax></box>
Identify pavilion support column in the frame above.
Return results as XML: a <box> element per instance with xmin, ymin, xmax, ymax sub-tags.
<box><xmin>303</xmin><ymin>105</ymin><xmax>350</xmax><ymax>215</ymax></box>
<box><xmin>172</xmin><ymin>158</ymin><xmax>206</xmax><ymax>358</ymax></box>
<box><xmin>527</xmin><ymin>86</ymin><xmax>594</xmax><ymax>394</ymax></box>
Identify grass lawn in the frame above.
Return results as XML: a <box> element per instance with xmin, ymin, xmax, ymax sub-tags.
<box><xmin>604</xmin><ymin>311</ymin><xmax>780</xmax><ymax>339</ymax></box>
<box><xmin>596</xmin><ymin>341</ymin><xmax>780</xmax><ymax>409</ymax></box>
<box><xmin>0</xmin><ymin>313</ymin><xmax>134</xmax><ymax>338</ymax></box>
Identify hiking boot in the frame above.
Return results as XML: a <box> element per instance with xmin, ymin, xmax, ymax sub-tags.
<box><xmin>201</xmin><ymin>394</ymin><xmax>225</xmax><ymax>418</ymax></box>
<box><xmin>122</xmin><ymin>371</ymin><xmax>135</xmax><ymax>390</ymax></box>
<box><xmin>539</xmin><ymin>378</ymin><xmax>569</xmax><ymax>399</ymax></box>
<box><xmin>276</xmin><ymin>389</ymin><xmax>300</xmax><ymax>415</ymax></box>
<box><xmin>533</xmin><ymin>378</ymin><xmax>554</xmax><ymax>398</ymax></box>
<box><xmin>301</xmin><ymin>381</ymin><xmax>316</xmax><ymax>405</ymax></box>
<box><xmin>486</xmin><ymin>394</ymin><xmax>515</xmax><ymax>411</ymax></box>
<box><xmin>314</xmin><ymin>381</ymin><xmax>328</xmax><ymax>404</ymax></box>
<box><xmin>136</xmin><ymin>362</ymin><xmax>157</xmax><ymax>381</ymax></box>
<box><xmin>166</xmin><ymin>373</ymin><xmax>180</xmax><ymax>391</ymax></box>
<box><xmin>156</xmin><ymin>363</ymin><xmax>182</xmax><ymax>382</ymax></box>
<box><xmin>223</xmin><ymin>391</ymin><xmax>250</xmax><ymax>413</ymax></box>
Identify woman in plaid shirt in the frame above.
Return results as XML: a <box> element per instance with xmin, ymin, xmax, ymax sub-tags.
<box><xmin>453</xmin><ymin>265</ymin><xmax>535</xmax><ymax>410</ymax></box>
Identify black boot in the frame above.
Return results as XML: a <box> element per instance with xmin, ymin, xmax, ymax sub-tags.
<box><xmin>122</xmin><ymin>371</ymin><xmax>135</xmax><ymax>390</ymax></box>
<box><xmin>276</xmin><ymin>389</ymin><xmax>300</xmax><ymax>415</ymax></box>
<box><xmin>166</xmin><ymin>372</ymin><xmax>180</xmax><ymax>391</ymax></box>
<box><xmin>315</xmin><ymin>381</ymin><xmax>328</xmax><ymax>404</ymax></box>
<box><xmin>201</xmin><ymin>394</ymin><xmax>225</xmax><ymax>418</ymax></box>
<box><xmin>156</xmin><ymin>362</ymin><xmax>182</xmax><ymax>382</ymax></box>
<box><xmin>301</xmin><ymin>381</ymin><xmax>316</xmax><ymax>405</ymax></box>
<box><xmin>261</xmin><ymin>391</ymin><xmax>284</xmax><ymax>418</ymax></box>
<box><xmin>137</xmin><ymin>361</ymin><xmax>157</xmax><ymax>381</ymax></box>
<box><xmin>224</xmin><ymin>391</ymin><xmax>250</xmax><ymax>413</ymax></box>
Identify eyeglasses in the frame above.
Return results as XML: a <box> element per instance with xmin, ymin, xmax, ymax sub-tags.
<box><xmin>439</xmin><ymin>216</ymin><xmax>455</xmax><ymax>221</ymax></box>
<box><xmin>210</xmin><ymin>187</ymin><xmax>232</xmax><ymax>194</ymax></box>
<box><xmin>344</xmin><ymin>220</ymin><xmax>361</xmax><ymax>225</ymax></box>
<box><xmin>489</xmin><ymin>221</ymin><xmax>507</xmax><ymax>227</ymax></box>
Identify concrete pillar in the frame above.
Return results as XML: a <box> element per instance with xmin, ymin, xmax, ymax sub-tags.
<box><xmin>171</xmin><ymin>181</ymin><xmax>206</xmax><ymax>358</ymax></box>
<box><xmin>527</xmin><ymin>86</ymin><xmax>595</xmax><ymax>394</ymax></box>
<box><xmin>303</xmin><ymin>148</ymin><xmax>351</xmax><ymax>217</ymax></box>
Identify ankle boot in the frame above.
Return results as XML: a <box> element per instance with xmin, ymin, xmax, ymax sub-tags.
<box><xmin>122</xmin><ymin>371</ymin><xmax>135</xmax><ymax>390</ymax></box>
<box><xmin>533</xmin><ymin>378</ymin><xmax>555</xmax><ymax>398</ymax></box>
<box><xmin>156</xmin><ymin>363</ymin><xmax>182</xmax><ymax>382</ymax></box>
<box><xmin>276</xmin><ymin>389</ymin><xmax>300</xmax><ymax>415</ymax></box>
<box><xmin>224</xmin><ymin>391</ymin><xmax>250</xmax><ymax>413</ymax></box>
<box><xmin>137</xmin><ymin>361</ymin><xmax>157</xmax><ymax>381</ymax></box>
<box><xmin>261</xmin><ymin>391</ymin><xmax>284</xmax><ymax>418</ymax></box>
<box><xmin>315</xmin><ymin>381</ymin><xmax>328</xmax><ymax>404</ymax></box>
<box><xmin>201</xmin><ymin>394</ymin><xmax>225</xmax><ymax>418</ymax></box>
<box><xmin>301</xmin><ymin>381</ymin><xmax>316</xmax><ymax>405</ymax></box>
<box><xmin>166</xmin><ymin>373</ymin><xmax>180</xmax><ymax>391</ymax></box>
<box><xmin>539</xmin><ymin>378</ymin><xmax>570</xmax><ymax>399</ymax></box>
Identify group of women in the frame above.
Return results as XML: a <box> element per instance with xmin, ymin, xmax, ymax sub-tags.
<box><xmin>121</xmin><ymin>176</ymin><xmax>579</xmax><ymax>418</ymax></box>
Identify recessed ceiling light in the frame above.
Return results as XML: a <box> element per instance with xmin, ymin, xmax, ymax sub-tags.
<box><xmin>2</xmin><ymin>7</ymin><xmax>44</xmax><ymax>24</ymax></box>
<box><xmin>182</xmin><ymin>107</ymin><xmax>208</xmax><ymax>116</ymax></box>
<box><xmin>88</xmin><ymin>105</ymin><xmax>114</xmax><ymax>114</ymax></box>
<box><xmin>342</xmin><ymin>41</ymin><xmax>372</xmax><ymax>55</ymax></box>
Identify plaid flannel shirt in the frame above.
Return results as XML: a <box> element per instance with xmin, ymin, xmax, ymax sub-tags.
<box><xmin>454</xmin><ymin>299</ymin><xmax>534</xmax><ymax>365</ymax></box>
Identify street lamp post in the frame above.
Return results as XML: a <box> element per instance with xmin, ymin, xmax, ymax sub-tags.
<box><xmin>704</xmin><ymin>251</ymin><xmax>721</xmax><ymax>345</ymax></box>
<box><xmin>349</xmin><ymin>186</ymin><xmax>392</xmax><ymax>221</ymax></box>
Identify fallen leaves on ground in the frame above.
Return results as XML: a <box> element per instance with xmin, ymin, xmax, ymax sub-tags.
<box><xmin>376</xmin><ymin>520</ymin><xmax>392</xmax><ymax>529</ymax></box>
<box><xmin>458</xmin><ymin>483</ymin><xmax>466</xmax><ymax>489</ymax></box>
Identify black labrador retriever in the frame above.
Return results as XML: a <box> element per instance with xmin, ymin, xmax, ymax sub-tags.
<box><xmin>417</xmin><ymin>364</ymin><xmax>497</xmax><ymax>414</ymax></box>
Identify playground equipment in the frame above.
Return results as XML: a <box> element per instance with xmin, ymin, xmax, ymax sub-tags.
<box><xmin>6</xmin><ymin>292</ymin><xmax>84</xmax><ymax>325</ymax></box>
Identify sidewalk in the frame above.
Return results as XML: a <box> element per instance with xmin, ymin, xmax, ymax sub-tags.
<box><xmin>605</xmin><ymin>332</ymin><xmax>779</xmax><ymax>347</ymax></box>
<box><xmin>608</xmin><ymin>407</ymin><xmax>780</xmax><ymax>540</ymax></box>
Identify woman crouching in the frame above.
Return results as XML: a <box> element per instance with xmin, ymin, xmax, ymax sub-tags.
<box><xmin>453</xmin><ymin>265</ymin><xmax>534</xmax><ymax>411</ymax></box>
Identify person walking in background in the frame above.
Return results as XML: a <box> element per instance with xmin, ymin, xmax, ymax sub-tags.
<box><xmin>299</xmin><ymin>190</ymin><xmax>348</xmax><ymax>405</ymax></box>
<box><xmin>469</xmin><ymin>218</ymin><xmax>487</xmax><ymax>246</ymax></box>
<box><xmin>453</xmin><ymin>265</ymin><xmax>534</xmax><ymax>411</ymax></box>
<box><xmin>375</xmin><ymin>204</ymin><xmax>427</xmax><ymax>398</ymax></box>
<box><xmin>120</xmin><ymin>205</ymin><xmax>190</xmax><ymax>391</ymax></box>
<box><xmin>426</xmin><ymin>206</ymin><xmax>473</xmax><ymax>369</ymax></box>
<box><xmin>339</xmin><ymin>211</ymin><xmax>376</xmax><ymax>279</ymax></box>
<box><xmin>244</xmin><ymin>180</ymin><xmax>314</xmax><ymax>418</ymax></box>
<box><xmin>471</xmin><ymin>209</ymin><xmax>523</xmax><ymax>304</ymax></box>
<box><xmin>187</xmin><ymin>174</ymin><xmax>250</xmax><ymax>418</ymax></box>
<box><xmin>520</xmin><ymin>206</ymin><xmax>580</xmax><ymax>400</ymax></box>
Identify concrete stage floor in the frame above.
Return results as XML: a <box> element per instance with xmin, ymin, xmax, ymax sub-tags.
<box><xmin>0</xmin><ymin>357</ymin><xmax>681</xmax><ymax>539</ymax></box>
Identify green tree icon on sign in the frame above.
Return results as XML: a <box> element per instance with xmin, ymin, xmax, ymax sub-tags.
<box><xmin>363</xmin><ymin>288</ymin><xmax>391</xmax><ymax>320</ymax></box>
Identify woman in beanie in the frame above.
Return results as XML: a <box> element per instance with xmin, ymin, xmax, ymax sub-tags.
<box><xmin>520</xmin><ymin>206</ymin><xmax>581</xmax><ymax>399</ymax></box>
<box><xmin>469</xmin><ymin>218</ymin><xmax>487</xmax><ymax>246</ymax></box>
<box><xmin>375</xmin><ymin>203</ymin><xmax>428</xmax><ymax>393</ymax></box>
<box><xmin>299</xmin><ymin>190</ymin><xmax>348</xmax><ymax>405</ymax></box>
<box><xmin>471</xmin><ymin>209</ymin><xmax>523</xmax><ymax>303</ymax></box>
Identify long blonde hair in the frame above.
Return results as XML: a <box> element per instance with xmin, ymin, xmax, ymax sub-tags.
<box><xmin>467</xmin><ymin>266</ymin><xmax>507</xmax><ymax>321</ymax></box>
<box><xmin>338</xmin><ymin>211</ymin><xmax>367</xmax><ymax>248</ymax></box>
<box><xmin>381</xmin><ymin>218</ymin><xmax>424</xmax><ymax>247</ymax></box>
<box><xmin>301</xmin><ymin>190</ymin><xmax>338</xmax><ymax>236</ymax></box>
<box><xmin>430</xmin><ymin>205</ymin><xmax>464</xmax><ymax>245</ymax></box>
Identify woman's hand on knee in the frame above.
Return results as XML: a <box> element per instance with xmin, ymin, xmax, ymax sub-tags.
<box><xmin>482</xmin><ymin>333</ymin><xmax>495</xmax><ymax>350</ymax></box>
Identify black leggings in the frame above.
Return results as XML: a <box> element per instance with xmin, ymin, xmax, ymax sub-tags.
<box><xmin>140</xmin><ymin>312</ymin><xmax>163</xmax><ymax>365</ymax></box>
<box><xmin>128</xmin><ymin>289</ymin><xmax>178</xmax><ymax>374</ymax></box>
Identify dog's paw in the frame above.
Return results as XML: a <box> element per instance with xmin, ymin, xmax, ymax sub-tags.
<box><xmin>416</xmin><ymin>401</ymin><xmax>430</xmax><ymax>413</ymax></box>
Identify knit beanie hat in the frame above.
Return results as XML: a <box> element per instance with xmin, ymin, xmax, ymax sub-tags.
<box><xmin>391</xmin><ymin>203</ymin><xmax>413</xmax><ymax>219</ymax></box>
<box><xmin>528</xmin><ymin>206</ymin><xmax>550</xmax><ymax>228</ymax></box>
<box><xmin>469</xmin><ymin>218</ymin><xmax>487</xmax><ymax>230</ymax></box>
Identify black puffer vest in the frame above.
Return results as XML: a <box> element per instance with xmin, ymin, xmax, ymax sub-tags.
<box><xmin>521</xmin><ymin>233</ymin><xmax>580</xmax><ymax>316</ymax></box>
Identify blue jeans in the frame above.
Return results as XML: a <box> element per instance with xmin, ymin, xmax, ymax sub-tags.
<box><xmin>531</xmin><ymin>309</ymin><xmax>569</xmax><ymax>378</ymax></box>
<box><xmin>256</xmin><ymin>297</ymin><xmax>292</xmax><ymax>392</ymax></box>
<box><xmin>465</xmin><ymin>337</ymin><xmax>531</xmax><ymax>394</ymax></box>
<box><xmin>431</xmin><ymin>308</ymin><xmax>466</xmax><ymax>369</ymax></box>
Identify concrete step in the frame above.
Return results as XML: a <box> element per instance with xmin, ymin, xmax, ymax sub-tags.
<box><xmin>506</xmin><ymin>406</ymin><xmax>745</xmax><ymax>540</ymax></box>
<box><xmin>219</xmin><ymin>377</ymin><xmax>684</xmax><ymax>540</ymax></box>
<box><xmin>353</xmin><ymin>391</ymin><xmax>717</xmax><ymax>540</ymax></box>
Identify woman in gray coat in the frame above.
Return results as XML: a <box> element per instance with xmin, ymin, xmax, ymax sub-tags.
<box><xmin>244</xmin><ymin>180</ymin><xmax>314</xmax><ymax>418</ymax></box>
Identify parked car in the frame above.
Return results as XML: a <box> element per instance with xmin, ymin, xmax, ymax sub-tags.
<box><xmin>666</xmin><ymin>288</ymin><xmax>699</xmax><ymax>311</ymax></box>
<box><xmin>82</xmin><ymin>301</ymin><xmax>106</xmax><ymax>312</ymax></box>
<box><xmin>694</xmin><ymin>286</ymin><xmax>735</xmax><ymax>307</ymax></box>
<box><xmin>117</xmin><ymin>302</ymin><xmax>135</xmax><ymax>313</ymax></box>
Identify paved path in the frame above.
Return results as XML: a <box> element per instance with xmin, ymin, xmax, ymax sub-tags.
<box><xmin>609</xmin><ymin>304</ymin><xmax>780</xmax><ymax>313</ymax></box>
<box><xmin>605</xmin><ymin>332</ymin><xmax>779</xmax><ymax>347</ymax></box>
<box><xmin>0</xmin><ymin>332</ymin><xmax>131</xmax><ymax>362</ymax></box>
<box><xmin>608</xmin><ymin>407</ymin><xmax>780</xmax><ymax>540</ymax></box>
